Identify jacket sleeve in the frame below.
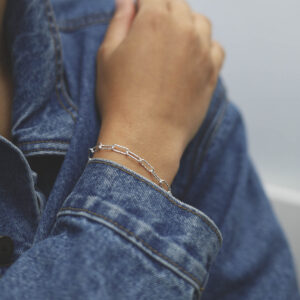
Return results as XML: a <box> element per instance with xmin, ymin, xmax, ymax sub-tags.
<box><xmin>0</xmin><ymin>156</ymin><xmax>222</xmax><ymax>300</ymax></box>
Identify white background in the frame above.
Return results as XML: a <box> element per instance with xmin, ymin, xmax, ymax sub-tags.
<box><xmin>187</xmin><ymin>0</ymin><xmax>300</xmax><ymax>283</ymax></box>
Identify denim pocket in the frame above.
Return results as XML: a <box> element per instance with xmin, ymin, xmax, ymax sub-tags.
<box><xmin>6</xmin><ymin>0</ymin><xmax>79</xmax><ymax>157</ymax></box>
<box><xmin>8</xmin><ymin>0</ymin><xmax>116</xmax><ymax>157</ymax></box>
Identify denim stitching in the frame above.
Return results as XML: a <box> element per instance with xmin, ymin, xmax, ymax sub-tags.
<box><xmin>59</xmin><ymin>206</ymin><xmax>205</xmax><ymax>292</ymax></box>
<box><xmin>55</xmin><ymin>88</ymin><xmax>76</xmax><ymax>121</ymax></box>
<box><xmin>202</xmin><ymin>106</ymin><xmax>245</xmax><ymax>230</ymax></box>
<box><xmin>18</xmin><ymin>140</ymin><xmax>69</xmax><ymax>146</ymax></box>
<box><xmin>58</xmin><ymin>13</ymin><xmax>112</xmax><ymax>32</ymax></box>
<box><xmin>46</xmin><ymin>0</ymin><xmax>78</xmax><ymax>112</ymax></box>
<box><xmin>44</xmin><ymin>0</ymin><xmax>71</xmax><ymax>114</ymax></box>
<box><xmin>173</xmin><ymin>84</ymin><xmax>226</xmax><ymax>198</ymax></box>
<box><xmin>183</xmin><ymin>97</ymin><xmax>229</xmax><ymax>196</ymax></box>
<box><xmin>88</xmin><ymin>160</ymin><xmax>222</xmax><ymax>245</ymax></box>
<box><xmin>193</xmin><ymin>87</ymin><xmax>227</xmax><ymax>168</ymax></box>
<box><xmin>44</xmin><ymin>0</ymin><xmax>78</xmax><ymax>118</ymax></box>
<box><xmin>22</xmin><ymin>148</ymin><xmax>66</xmax><ymax>154</ymax></box>
<box><xmin>196</xmin><ymin>100</ymin><xmax>229</xmax><ymax>171</ymax></box>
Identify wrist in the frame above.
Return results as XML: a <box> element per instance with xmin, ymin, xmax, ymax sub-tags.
<box><xmin>94</xmin><ymin>126</ymin><xmax>183</xmax><ymax>186</ymax></box>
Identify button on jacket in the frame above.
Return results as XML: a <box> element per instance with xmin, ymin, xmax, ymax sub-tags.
<box><xmin>0</xmin><ymin>0</ymin><xmax>299</xmax><ymax>299</ymax></box>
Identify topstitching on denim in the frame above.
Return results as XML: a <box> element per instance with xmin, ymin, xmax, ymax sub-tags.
<box><xmin>88</xmin><ymin>160</ymin><xmax>223</xmax><ymax>245</ymax></box>
<box><xmin>57</xmin><ymin>207</ymin><xmax>206</xmax><ymax>294</ymax></box>
<box><xmin>16</xmin><ymin>139</ymin><xmax>71</xmax><ymax>157</ymax></box>
<box><xmin>44</xmin><ymin>0</ymin><xmax>78</xmax><ymax>120</ymax></box>
<box><xmin>182</xmin><ymin>102</ymin><xmax>229</xmax><ymax>196</ymax></box>
<box><xmin>58</xmin><ymin>12</ymin><xmax>112</xmax><ymax>32</ymax></box>
<box><xmin>178</xmin><ymin>82</ymin><xmax>229</xmax><ymax>198</ymax></box>
<box><xmin>17</xmin><ymin>140</ymin><xmax>70</xmax><ymax>146</ymax></box>
<box><xmin>22</xmin><ymin>148</ymin><xmax>67</xmax><ymax>155</ymax></box>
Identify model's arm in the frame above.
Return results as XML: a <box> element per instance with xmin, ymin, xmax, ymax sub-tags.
<box><xmin>0</xmin><ymin>0</ymin><xmax>12</xmax><ymax>140</ymax></box>
<box><xmin>0</xmin><ymin>0</ymin><xmax>224</xmax><ymax>299</ymax></box>
<box><xmin>94</xmin><ymin>0</ymin><xmax>224</xmax><ymax>187</ymax></box>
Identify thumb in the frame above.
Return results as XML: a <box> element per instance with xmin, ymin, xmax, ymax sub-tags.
<box><xmin>102</xmin><ymin>0</ymin><xmax>135</xmax><ymax>56</ymax></box>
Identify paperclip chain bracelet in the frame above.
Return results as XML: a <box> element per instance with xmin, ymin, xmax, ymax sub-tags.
<box><xmin>89</xmin><ymin>143</ymin><xmax>172</xmax><ymax>194</ymax></box>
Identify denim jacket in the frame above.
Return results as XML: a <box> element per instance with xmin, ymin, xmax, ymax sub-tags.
<box><xmin>0</xmin><ymin>0</ymin><xmax>299</xmax><ymax>299</ymax></box>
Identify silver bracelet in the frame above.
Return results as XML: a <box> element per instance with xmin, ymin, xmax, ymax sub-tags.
<box><xmin>89</xmin><ymin>143</ymin><xmax>172</xmax><ymax>194</ymax></box>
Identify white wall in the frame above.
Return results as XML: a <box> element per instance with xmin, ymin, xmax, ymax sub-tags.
<box><xmin>187</xmin><ymin>0</ymin><xmax>300</xmax><ymax>283</ymax></box>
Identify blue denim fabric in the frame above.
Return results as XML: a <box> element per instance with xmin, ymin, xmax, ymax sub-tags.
<box><xmin>0</xmin><ymin>0</ymin><xmax>299</xmax><ymax>299</ymax></box>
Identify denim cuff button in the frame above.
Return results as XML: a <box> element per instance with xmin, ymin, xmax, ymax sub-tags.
<box><xmin>0</xmin><ymin>236</ymin><xmax>14</xmax><ymax>266</ymax></box>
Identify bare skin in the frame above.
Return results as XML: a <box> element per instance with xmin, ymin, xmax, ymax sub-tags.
<box><xmin>94</xmin><ymin>0</ymin><xmax>225</xmax><ymax>188</ymax></box>
<box><xmin>0</xmin><ymin>0</ymin><xmax>12</xmax><ymax>140</ymax></box>
<box><xmin>0</xmin><ymin>0</ymin><xmax>224</xmax><ymax>189</ymax></box>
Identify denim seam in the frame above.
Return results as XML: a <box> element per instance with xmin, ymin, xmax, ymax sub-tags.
<box><xmin>58</xmin><ymin>13</ymin><xmax>112</xmax><ymax>32</ymax></box>
<box><xmin>44</xmin><ymin>0</ymin><xmax>78</xmax><ymax>119</ymax></box>
<box><xmin>204</xmin><ymin>107</ymin><xmax>245</xmax><ymax>230</ymax></box>
<box><xmin>88</xmin><ymin>160</ymin><xmax>222</xmax><ymax>245</ymax></box>
<box><xmin>17</xmin><ymin>140</ymin><xmax>70</xmax><ymax>146</ymax></box>
<box><xmin>22</xmin><ymin>148</ymin><xmax>67</xmax><ymax>154</ymax></box>
<box><xmin>48</xmin><ymin>0</ymin><xmax>78</xmax><ymax>113</ymax></box>
<box><xmin>207</xmin><ymin>102</ymin><xmax>234</xmax><ymax>155</ymax></box>
<box><xmin>59</xmin><ymin>207</ymin><xmax>205</xmax><ymax>292</ymax></box>
<box><xmin>189</xmin><ymin>100</ymin><xmax>229</xmax><ymax>191</ymax></box>
<box><xmin>180</xmin><ymin>88</ymin><xmax>227</xmax><ymax>197</ymax></box>
<box><xmin>195</xmin><ymin>100</ymin><xmax>229</xmax><ymax>170</ymax></box>
<box><xmin>195</xmin><ymin>92</ymin><xmax>228</xmax><ymax>168</ymax></box>
<box><xmin>55</xmin><ymin>88</ymin><xmax>77</xmax><ymax>121</ymax></box>
<box><xmin>44</xmin><ymin>0</ymin><xmax>75</xmax><ymax>117</ymax></box>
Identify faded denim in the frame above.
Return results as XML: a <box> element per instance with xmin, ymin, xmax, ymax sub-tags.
<box><xmin>0</xmin><ymin>0</ymin><xmax>299</xmax><ymax>299</ymax></box>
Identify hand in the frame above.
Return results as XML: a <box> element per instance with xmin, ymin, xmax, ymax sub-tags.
<box><xmin>95</xmin><ymin>0</ymin><xmax>225</xmax><ymax>187</ymax></box>
<box><xmin>0</xmin><ymin>0</ymin><xmax>12</xmax><ymax>140</ymax></box>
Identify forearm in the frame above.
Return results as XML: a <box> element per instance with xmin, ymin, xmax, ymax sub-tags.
<box><xmin>94</xmin><ymin>0</ymin><xmax>223</xmax><ymax>190</ymax></box>
<box><xmin>93</xmin><ymin>123</ymin><xmax>183</xmax><ymax>188</ymax></box>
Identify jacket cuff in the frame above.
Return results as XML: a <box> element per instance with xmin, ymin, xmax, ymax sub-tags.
<box><xmin>58</xmin><ymin>158</ymin><xmax>222</xmax><ymax>291</ymax></box>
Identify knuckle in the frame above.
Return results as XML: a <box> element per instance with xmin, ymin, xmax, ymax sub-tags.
<box><xmin>202</xmin><ymin>15</ymin><xmax>212</xmax><ymax>28</ymax></box>
<box><xmin>196</xmin><ymin>14</ymin><xmax>212</xmax><ymax>32</ymax></box>
<box><xmin>206</xmin><ymin>58</ymin><xmax>215</xmax><ymax>78</ymax></box>
<box><xmin>144</xmin><ymin>7</ymin><xmax>167</xmax><ymax>22</ymax></box>
<box><xmin>166</xmin><ymin>0</ymin><xmax>173</xmax><ymax>12</ymax></box>
<box><xmin>207</xmin><ymin>61</ymin><xmax>218</xmax><ymax>83</ymax></box>
<box><xmin>180</xmin><ymin>22</ymin><xmax>197</xmax><ymax>40</ymax></box>
<box><xmin>142</xmin><ymin>7</ymin><xmax>168</xmax><ymax>30</ymax></box>
<box><xmin>200</xmin><ymin>46</ymin><xmax>211</xmax><ymax>60</ymax></box>
<box><xmin>215</xmin><ymin>42</ymin><xmax>226</xmax><ymax>61</ymax></box>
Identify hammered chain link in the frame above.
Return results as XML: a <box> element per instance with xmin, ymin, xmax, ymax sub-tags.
<box><xmin>89</xmin><ymin>143</ymin><xmax>171</xmax><ymax>194</ymax></box>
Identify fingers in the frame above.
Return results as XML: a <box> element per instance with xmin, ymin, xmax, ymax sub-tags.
<box><xmin>193</xmin><ymin>13</ymin><xmax>225</xmax><ymax>79</ymax></box>
<box><xmin>193</xmin><ymin>13</ymin><xmax>212</xmax><ymax>46</ymax></box>
<box><xmin>102</xmin><ymin>0</ymin><xmax>225</xmax><ymax>81</ymax></box>
<box><xmin>138</xmin><ymin>0</ymin><xmax>192</xmax><ymax>17</ymax></box>
<box><xmin>165</xmin><ymin>0</ymin><xmax>192</xmax><ymax>15</ymax></box>
<box><xmin>137</xmin><ymin>0</ymin><xmax>165</xmax><ymax>13</ymax></box>
<box><xmin>211</xmin><ymin>41</ymin><xmax>225</xmax><ymax>80</ymax></box>
<box><xmin>100</xmin><ymin>0</ymin><xmax>136</xmax><ymax>57</ymax></box>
